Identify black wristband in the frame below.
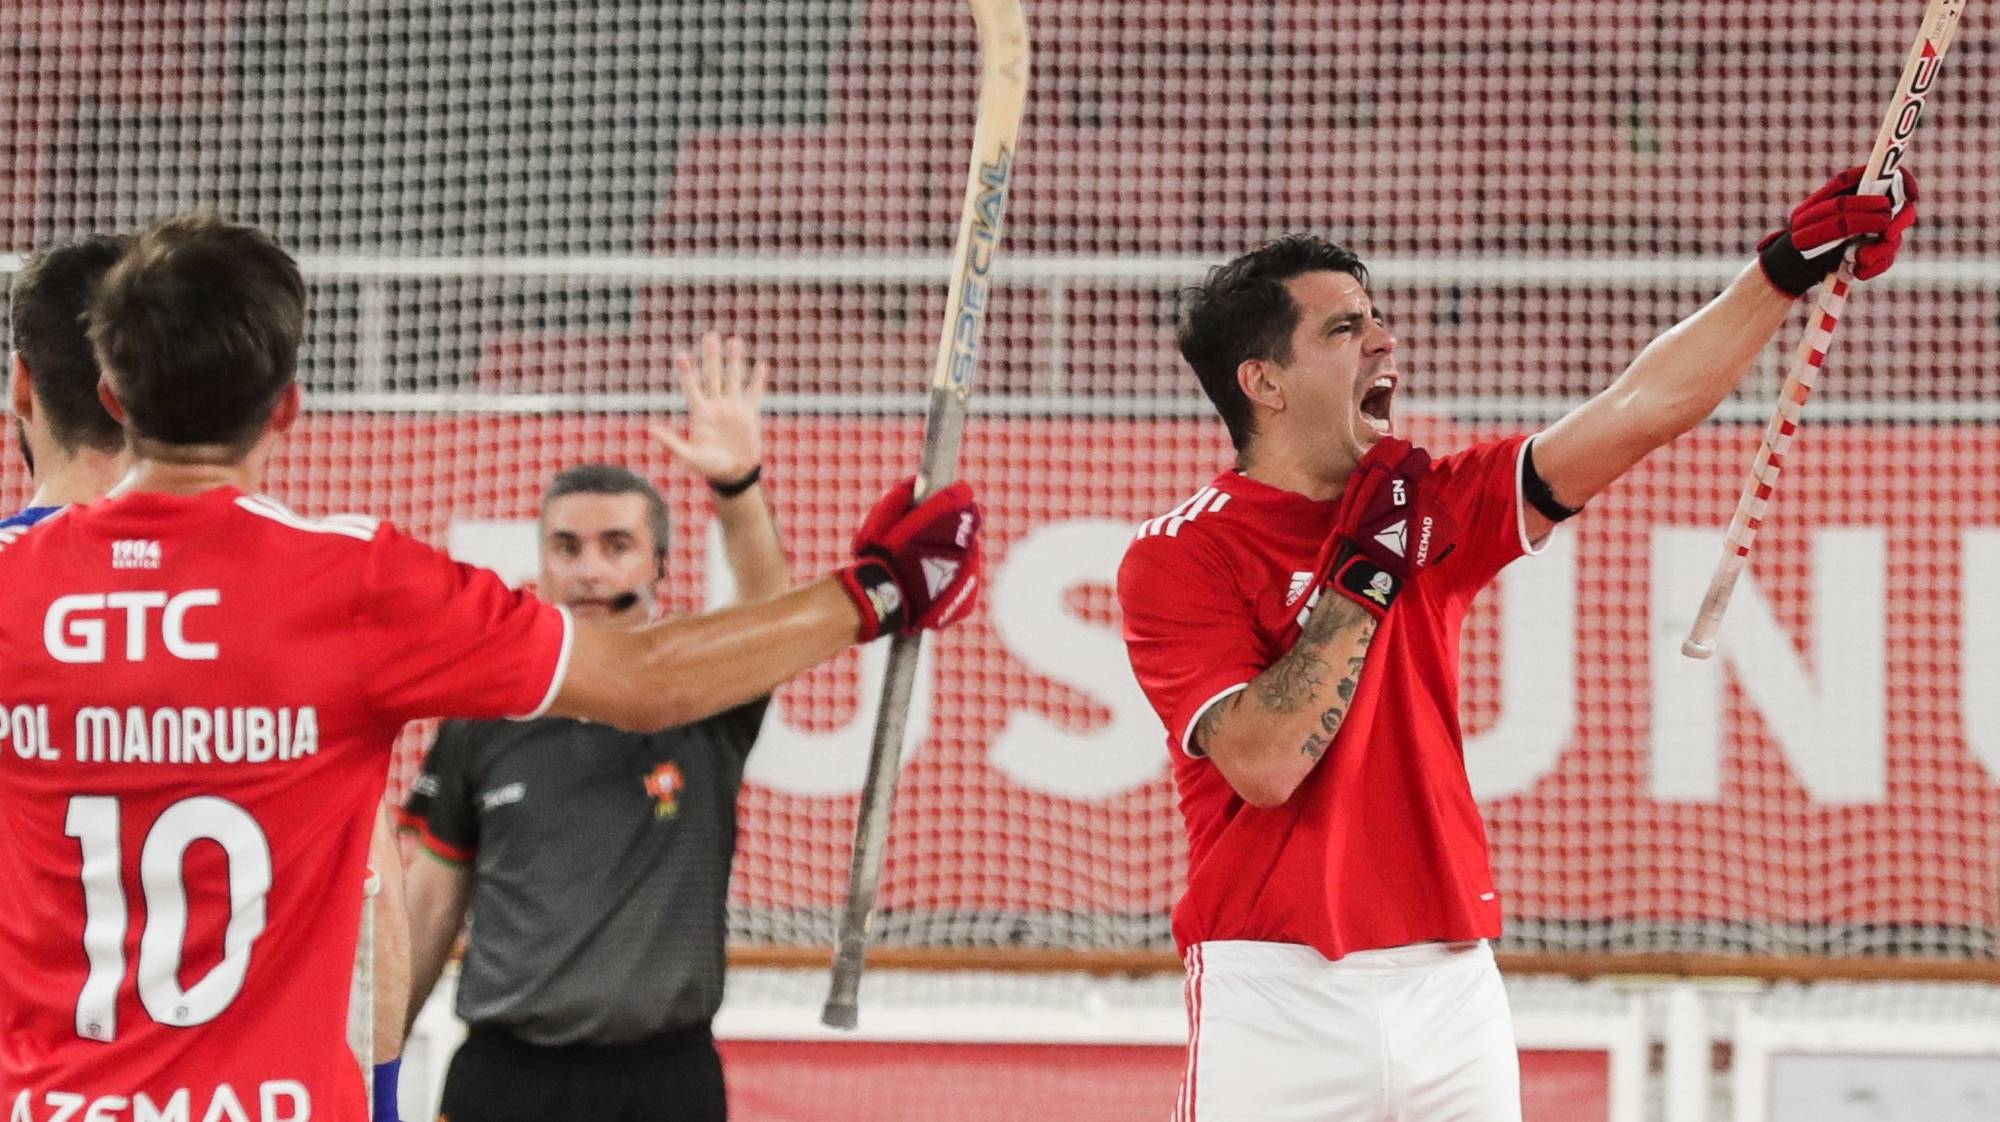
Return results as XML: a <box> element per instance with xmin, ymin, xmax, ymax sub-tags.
<box><xmin>845</xmin><ymin>559</ymin><xmax>907</xmax><ymax>637</ymax></box>
<box><xmin>1521</xmin><ymin>438</ymin><xmax>1582</xmax><ymax>524</ymax></box>
<box><xmin>1756</xmin><ymin>230</ymin><xmax>1843</xmax><ymax>298</ymax></box>
<box><xmin>709</xmin><ymin>464</ymin><xmax>763</xmax><ymax>498</ymax></box>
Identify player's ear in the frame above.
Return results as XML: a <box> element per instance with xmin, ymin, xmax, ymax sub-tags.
<box><xmin>95</xmin><ymin>377</ymin><xmax>127</xmax><ymax>424</ymax></box>
<box><xmin>265</xmin><ymin>383</ymin><xmax>303</xmax><ymax>434</ymax></box>
<box><xmin>1236</xmin><ymin>357</ymin><xmax>1284</xmax><ymax>414</ymax></box>
<box><xmin>9</xmin><ymin>354</ymin><xmax>33</xmax><ymax>422</ymax></box>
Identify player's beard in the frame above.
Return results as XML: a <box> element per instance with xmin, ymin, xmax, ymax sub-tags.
<box><xmin>13</xmin><ymin>420</ymin><xmax>32</xmax><ymax>475</ymax></box>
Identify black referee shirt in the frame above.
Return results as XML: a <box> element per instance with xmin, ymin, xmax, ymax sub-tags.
<box><xmin>404</xmin><ymin>699</ymin><xmax>767</xmax><ymax>1046</ymax></box>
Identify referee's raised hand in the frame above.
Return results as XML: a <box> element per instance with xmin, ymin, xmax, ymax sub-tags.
<box><xmin>652</xmin><ymin>332</ymin><xmax>768</xmax><ymax>489</ymax></box>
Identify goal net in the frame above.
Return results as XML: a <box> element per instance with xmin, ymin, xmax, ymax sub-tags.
<box><xmin>4</xmin><ymin>1</ymin><xmax>1997</xmax><ymax>977</ymax></box>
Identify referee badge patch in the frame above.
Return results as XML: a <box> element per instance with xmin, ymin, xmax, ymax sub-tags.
<box><xmin>644</xmin><ymin>761</ymin><xmax>685</xmax><ymax>819</ymax></box>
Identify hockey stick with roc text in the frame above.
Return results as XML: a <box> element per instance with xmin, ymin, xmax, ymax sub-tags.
<box><xmin>821</xmin><ymin>0</ymin><xmax>1029</xmax><ymax>1029</ymax></box>
<box><xmin>1682</xmin><ymin>0</ymin><xmax>1966</xmax><ymax>659</ymax></box>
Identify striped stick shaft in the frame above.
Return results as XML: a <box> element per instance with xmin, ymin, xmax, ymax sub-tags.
<box><xmin>1722</xmin><ymin>277</ymin><xmax>1852</xmax><ymax>556</ymax></box>
<box><xmin>1682</xmin><ymin>0</ymin><xmax>1966</xmax><ymax>659</ymax></box>
<box><xmin>1684</xmin><ymin>275</ymin><xmax>1850</xmax><ymax>648</ymax></box>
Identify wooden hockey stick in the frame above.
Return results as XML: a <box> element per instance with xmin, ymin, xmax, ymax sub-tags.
<box><xmin>822</xmin><ymin>0</ymin><xmax>1030</xmax><ymax>1029</ymax></box>
<box><xmin>1683</xmin><ymin>0</ymin><xmax>1967</xmax><ymax>659</ymax></box>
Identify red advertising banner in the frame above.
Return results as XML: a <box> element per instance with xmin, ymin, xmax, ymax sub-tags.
<box><xmin>8</xmin><ymin>414</ymin><xmax>1994</xmax><ymax>943</ymax></box>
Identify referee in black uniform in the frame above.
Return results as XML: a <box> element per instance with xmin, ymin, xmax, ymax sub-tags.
<box><xmin>402</xmin><ymin>336</ymin><xmax>788</xmax><ymax>1122</ymax></box>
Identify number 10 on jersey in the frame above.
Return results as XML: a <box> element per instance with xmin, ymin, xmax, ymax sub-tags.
<box><xmin>64</xmin><ymin>795</ymin><xmax>272</xmax><ymax>1041</ymax></box>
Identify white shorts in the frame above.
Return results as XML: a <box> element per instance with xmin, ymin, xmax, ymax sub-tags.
<box><xmin>1176</xmin><ymin>939</ymin><xmax>1521</xmax><ymax>1122</ymax></box>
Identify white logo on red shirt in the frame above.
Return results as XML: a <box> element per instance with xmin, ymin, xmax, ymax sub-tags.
<box><xmin>43</xmin><ymin>590</ymin><xmax>221</xmax><ymax>663</ymax></box>
<box><xmin>11</xmin><ymin>1081</ymin><xmax>311</xmax><ymax>1122</ymax></box>
<box><xmin>1284</xmin><ymin>570</ymin><xmax>1314</xmax><ymax>606</ymax></box>
<box><xmin>111</xmin><ymin>539</ymin><xmax>161</xmax><ymax>570</ymax></box>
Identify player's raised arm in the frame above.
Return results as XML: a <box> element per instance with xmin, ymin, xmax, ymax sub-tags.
<box><xmin>1525</xmin><ymin>167</ymin><xmax>1918</xmax><ymax>540</ymax></box>
<box><xmin>547</xmin><ymin>476</ymin><xmax>981</xmax><ymax>732</ymax></box>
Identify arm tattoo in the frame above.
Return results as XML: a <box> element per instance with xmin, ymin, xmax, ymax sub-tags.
<box><xmin>1210</xmin><ymin>593</ymin><xmax>1378</xmax><ymax>765</ymax></box>
<box><xmin>1302</xmin><ymin>646</ymin><xmax>1372</xmax><ymax>759</ymax></box>
<box><xmin>1192</xmin><ymin>700</ymin><xmax>1230</xmax><ymax>755</ymax></box>
<box><xmin>1254</xmin><ymin>596</ymin><xmax>1371</xmax><ymax>715</ymax></box>
<box><xmin>1255</xmin><ymin>647</ymin><xmax>1328</xmax><ymax>712</ymax></box>
<box><xmin>1337</xmin><ymin>654</ymin><xmax>1365</xmax><ymax>703</ymax></box>
<box><xmin>1296</xmin><ymin>616</ymin><xmax>1376</xmax><ymax>756</ymax></box>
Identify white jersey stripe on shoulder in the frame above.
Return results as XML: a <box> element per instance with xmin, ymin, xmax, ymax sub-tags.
<box><xmin>1138</xmin><ymin>485</ymin><xmax>1228</xmax><ymax>541</ymax></box>
<box><xmin>1165</xmin><ymin>487</ymin><xmax>1224</xmax><ymax>537</ymax></box>
<box><xmin>1138</xmin><ymin>487</ymin><xmax>1203</xmax><ymax>540</ymax></box>
<box><xmin>233</xmin><ymin>495</ymin><xmax>381</xmax><ymax>541</ymax></box>
<box><xmin>1166</xmin><ymin>486</ymin><xmax>1212</xmax><ymax>522</ymax></box>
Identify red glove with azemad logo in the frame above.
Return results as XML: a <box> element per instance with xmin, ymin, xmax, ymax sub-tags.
<box><xmin>1310</xmin><ymin>438</ymin><xmax>1458</xmax><ymax>620</ymax></box>
<box><xmin>837</xmin><ymin>476</ymin><xmax>984</xmax><ymax>641</ymax></box>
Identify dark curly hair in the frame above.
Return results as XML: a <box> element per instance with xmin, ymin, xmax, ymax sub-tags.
<box><xmin>1176</xmin><ymin>236</ymin><xmax>1370</xmax><ymax>452</ymax></box>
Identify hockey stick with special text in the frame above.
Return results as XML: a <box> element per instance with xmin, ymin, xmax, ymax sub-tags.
<box><xmin>821</xmin><ymin>0</ymin><xmax>1030</xmax><ymax>1029</ymax></box>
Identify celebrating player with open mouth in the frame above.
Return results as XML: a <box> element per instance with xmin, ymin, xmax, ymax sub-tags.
<box><xmin>1119</xmin><ymin>165</ymin><xmax>1916</xmax><ymax>1121</ymax></box>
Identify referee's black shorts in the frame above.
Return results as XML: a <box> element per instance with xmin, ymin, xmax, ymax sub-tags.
<box><xmin>438</xmin><ymin>1022</ymin><xmax>726</xmax><ymax>1122</ymax></box>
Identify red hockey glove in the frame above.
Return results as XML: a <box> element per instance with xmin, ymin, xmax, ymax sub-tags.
<box><xmin>1311</xmin><ymin>438</ymin><xmax>1458</xmax><ymax>620</ymax></box>
<box><xmin>1757</xmin><ymin>165</ymin><xmax>1919</xmax><ymax>296</ymax></box>
<box><xmin>837</xmin><ymin>476</ymin><xmax>984</xmax><ymax>641</ymax></box>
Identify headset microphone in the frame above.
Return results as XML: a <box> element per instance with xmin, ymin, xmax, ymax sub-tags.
<box><xmin>608</xmin><ymin>591</ymin><xmax>643</xmax><ymax>612</ymax></box>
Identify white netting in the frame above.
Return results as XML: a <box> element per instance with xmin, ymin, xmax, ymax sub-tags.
<box><xmin>4</xmin><ymin>1</ymin><xmax>1998</xmax><ymax>966</ymax></box>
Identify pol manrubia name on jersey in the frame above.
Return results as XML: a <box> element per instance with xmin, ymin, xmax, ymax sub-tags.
<box><xmin>6</xmin><ymin>588</ymin><xmax>321</xmax><ymax>766</ymax></box>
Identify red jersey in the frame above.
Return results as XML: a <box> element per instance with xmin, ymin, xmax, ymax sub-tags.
<box><xmin>1118</xmin><ymin>436</ymin><xmax>1538</xmax><ymax>961</ymax></box>
<box><xmin>0</xmin><ymin>487</ymin><xmax>571</xmax><ymax>1120</ymax></box>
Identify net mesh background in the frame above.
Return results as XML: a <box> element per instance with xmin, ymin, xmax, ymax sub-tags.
<box><xmin>3</xmin><ymin>1</ymin><xmax>1996</xmax><ymax>962</ymax></box>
